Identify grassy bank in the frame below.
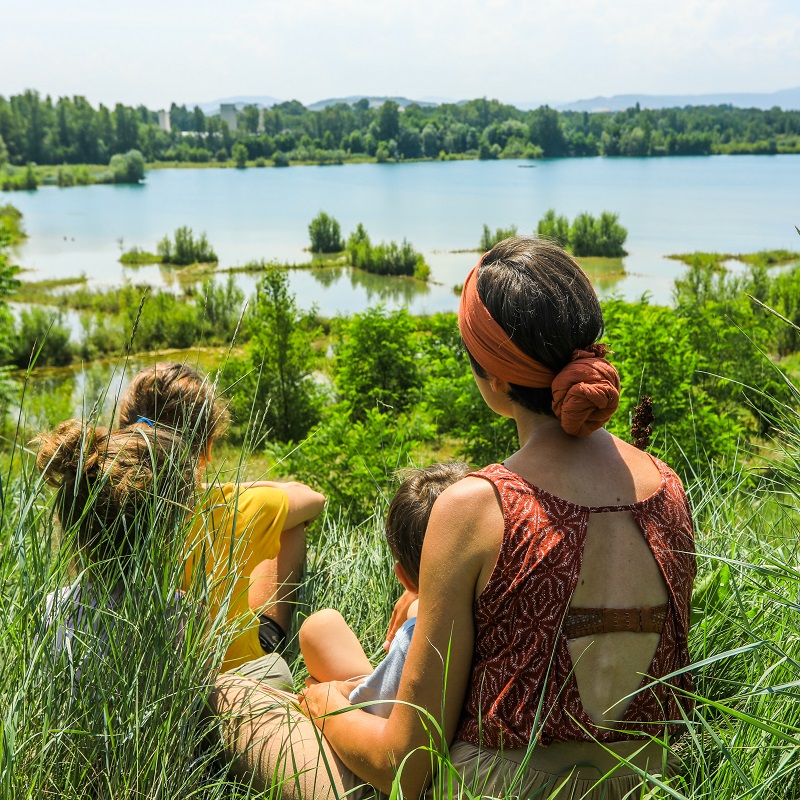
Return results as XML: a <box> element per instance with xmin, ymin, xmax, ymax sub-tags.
<box><xmin>3</xmin><ymin>382</ymin><xmax>800</xmax><ymax>797</ymax></box>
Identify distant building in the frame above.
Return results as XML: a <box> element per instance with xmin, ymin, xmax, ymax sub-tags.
<box><xmin>157</xmin><ymin>109</ymin><xmax>171</xmax><ymax>132</ymax></box>
<box><xmin>220</xmin><ymin>103</ymin><xmax>238</xmax><ymax>131</ymax></box>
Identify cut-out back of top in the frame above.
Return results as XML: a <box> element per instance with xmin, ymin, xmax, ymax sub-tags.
<box><xmin>455</xmin><ymin>459</ymin><xmax>696</xmax><ymax>749</ymax></box>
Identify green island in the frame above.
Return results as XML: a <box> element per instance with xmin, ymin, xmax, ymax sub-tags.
<box><xmin>2</xmin><ymin>91</ymin><xmax>800</xmax><ymax>190</ymax></box>
<box><xmin>4</xmin><ymin>199</ymin><xmax>800</xmax><ymax>797</ymax></box>
<box><xmin>120</xmin><ymin>226</ymin><xmax>218</xmax><ymax>267</ymax></box>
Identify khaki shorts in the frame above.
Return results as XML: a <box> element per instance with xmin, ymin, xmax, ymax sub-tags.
<box><xmin>436</xmin><ymin>739</ymin><xmax>683</xmax><ymax>799</ymax></box>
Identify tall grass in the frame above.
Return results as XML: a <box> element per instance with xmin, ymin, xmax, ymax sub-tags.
<box><xmin>3</xmin><ymin>367</ymin><xmax>800</xmax><ymax>798</ymax></box>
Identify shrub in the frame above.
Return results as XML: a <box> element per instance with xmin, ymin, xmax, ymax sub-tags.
<box><xmin>346</xmin><ymin>225</ymin><xmax>429</xmax><ymax>279</ymax></box>
<box><xmin>536</xmin><ymin>209</ymin><xmax>569</xmax><ymax>247</ymax></box>
<box><xmin>479</xmin><ymin>224</ymin><xmax>518</xmax><ymax>251</ymax></box>
<box><xmin>308</xmin><ymin>212</ymin><xmax>344</xmax><ymax>253</ymax></box>
<box><xmin>232</xmin><ymin>142</ymin><xmax>248</xmax><ymax>168</ymax></box>
<box><xmin>157</xmin><ymin>226</ymin><xmax>217</xmax><ymax>265</ymax></box>
<box><xmin>12</xmin><ymin>307</ymin><xmax>73</xmax><ymax>368</ymax></box>
<box><xmin>286</xmin><ymin>403</ymin><xmax>431</xmax><ymax>524</ymax></box>
<box><xmin>272</xmin><ymin>151</ymin><xmax>289</xmax><ymax>167</ymax></box>
<box><xmin>333</xmin><ymin>306</ymin><xmax>421</xmax><ymax>420</ymax></box>
<box><xmin>570</xmin><ymin>211</ymin><xmax>627</xmax><ymax>257</ymax></box>
<box><xmin>0</xmin><ymin>204</ymin><xmax>25</xmax><ymax>244</ymax></box>
<box><xmin>109</xmin><ymin>149</ymin><xmax>145</xmax><ymax>184</ymax></box>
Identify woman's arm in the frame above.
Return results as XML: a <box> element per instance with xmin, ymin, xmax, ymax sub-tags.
<box><xmin>300</xmin><ymin>477</ymin><xmax>502</xmax><ymax>797</ymax></box>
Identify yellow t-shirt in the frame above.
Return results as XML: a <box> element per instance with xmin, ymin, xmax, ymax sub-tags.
<box><xmin>183</xmin><ymin>483</ymin><xmax>288</xmax><ymax>671</ymax></box>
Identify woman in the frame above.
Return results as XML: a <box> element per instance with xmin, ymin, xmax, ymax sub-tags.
<box><xmin>211</xmin><ymin>237</ymin><xmax>696</xmax><ymax>799</ymax></box>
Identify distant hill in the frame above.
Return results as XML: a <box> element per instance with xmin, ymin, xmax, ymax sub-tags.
<box><xmin>554</xmin><ymin>87</ymin><xmax>800</xmax><ymax>112</ymax></box>
<box><xmin>306</xmin><ymin>96</ymin><xmax>438</xmax><ymax>111</ymax></box>
<box><xmin>192</xmin><ymin>96</ymin><xmax>283</xmax><ymax>114</ymax></box>
<box><xmin>189</xmin><ymin>88</ymin><xmax>800</xmax><ymax>117</ymax></box>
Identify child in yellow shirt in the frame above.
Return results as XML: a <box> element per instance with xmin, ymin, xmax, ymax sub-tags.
<box><xmin>119</xmin><ymin>362</ymin><xmax>325</xmax><ymax>670</ymax></box>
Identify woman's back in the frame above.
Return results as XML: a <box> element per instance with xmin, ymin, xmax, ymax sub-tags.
<box><xmin>458</xmin><ymin>425</ymin><xmax>695</xmax><ymax>747</ymax></box>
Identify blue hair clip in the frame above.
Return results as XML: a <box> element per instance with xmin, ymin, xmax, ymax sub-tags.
<box><xmin>136</xmin><ymin>417</ymin><xmax>154</xmax><ymax>427</ymax></box>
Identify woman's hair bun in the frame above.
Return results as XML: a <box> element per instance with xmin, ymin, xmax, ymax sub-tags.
<box><xmin>551</xmin><ymin>347</ymin><xmax>621</xmax><ymax>438</ymax></box>
<box><xmin>35</xmin><ymin>419</ymin><xmax>106</xmax><ymax>488</ymax></box>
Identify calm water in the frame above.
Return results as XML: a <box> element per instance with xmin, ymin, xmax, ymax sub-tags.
<box><xmin>6</xmin><ymin>156</ymin><xmax>800</xmax><ymax>313</ymax></box>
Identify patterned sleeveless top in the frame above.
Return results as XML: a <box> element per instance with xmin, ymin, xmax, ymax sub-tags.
<box><xmin>456</xmin><ymin>458</ymin><xmax>696</xmax><ymax>748</ymax></box>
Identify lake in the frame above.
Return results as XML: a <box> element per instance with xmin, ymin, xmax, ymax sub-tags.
<box><xmin>6</xmin><ymin>155</ymin><xmax>800</xmax><ymax>313</ymax></box>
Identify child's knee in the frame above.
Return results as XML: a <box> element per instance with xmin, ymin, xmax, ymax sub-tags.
<box><xmin>299</xmin><ymin>608</ymin><xmax>346</xmax><ymax>648</ymax></box>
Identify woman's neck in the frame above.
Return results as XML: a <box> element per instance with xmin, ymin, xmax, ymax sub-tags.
<box><xmin>513</xmin><ymin>412</ymin><xmax>565</xmax><ymax>451</ymax></box>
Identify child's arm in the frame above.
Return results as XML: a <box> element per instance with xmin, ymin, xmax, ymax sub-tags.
<box><xmin>241</xmin><ymin>480</ymin><xmax>325</xmax><ymax>530</ymax></box>
<box><xmin>299</xmin><ymin>609</ymin><xmax>373</xmax><ymax>684</ymax></box>
<box><xmin>382</xmin><ymin>589</ymin><xmax>419</xmax><ymax>651</ymax></box>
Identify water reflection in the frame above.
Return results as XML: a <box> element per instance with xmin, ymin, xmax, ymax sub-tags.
<box><xmin>574</xmin><ymin>257</ymin><xmax>626</xmax><ymax>295</ymax></box>
<box><xmin>12</xmin><ymin>351</ymin><xmax>224</xmax><ymax>430</ymax></box>
<box><xmin>307</xmin><ymin>266</ymin><xmax>431</xmax><ymax>306</ymax></box>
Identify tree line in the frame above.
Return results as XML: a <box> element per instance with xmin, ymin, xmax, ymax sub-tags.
<box><xmin>2</xmin><ymin>91</ymin><xmax>800</xmax><ymax>171</ymax></box>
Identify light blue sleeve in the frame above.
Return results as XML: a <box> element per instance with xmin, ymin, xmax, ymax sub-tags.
<box><xmin>348</xmin><ymin>617</ymin><xmax>416</xmax><ymax>718</ymax></box>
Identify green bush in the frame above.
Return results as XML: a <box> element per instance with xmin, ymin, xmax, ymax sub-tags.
<box><xmin>109</xmin><ymin>149</ymin><xmax>145</xmax><ymax>183</ymax></box>
<box><xmin>286</xmin><ymin>403</ymin><xmax>431</xmax><ymax>524</ymax></box>
<box><xmin>0</xmin><ymin>204</ymin><xmax>25</xmax><ymax>244</ymax></box>
<box><xmin>195</xmin><ymin>275</ymin><xmax>245</xmax><ymax>343</ymax></box>
<box><xmin>479</xmin><ymin>224</ymin><xmax>518</xmax><ymax>251</ymax></box>
<box><xmin>333</xmin><ymin>306</ymin><xmax>421</xmax><ymax>420</ymax></box>
<box><xmin>308</xmin><ymin>211</ymin><xmax>344</xmax><ymax>253</ymax></box>
<box><xmin>569</xmin><ymin>211</ymin><xmax>627</xmax><ymax>257</ymax></box>
<box><xmin>346</xmin><ymin>224</ymin><xmax>430</xmax><ymax>279</ymax></box>
<box><xmin>157</xmin><ymin>226</ymin><xmax>217</xmax><ymax>265</ymax></box>
<box><xmin>536</xmin><ymin>209</ymin><xmax>569</xmax><ymax>247</ymax></box>
<box><xmin>232</xmin><ymin>142</ymin><xmax>248</xmax><ymax>168</ymax></box>
<box><xmin>11</xmin><ymin>307</ymin><xmax>73</xmax><ymax>368</ymax></box>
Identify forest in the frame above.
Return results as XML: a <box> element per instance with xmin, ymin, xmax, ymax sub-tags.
<box><xmin>1</xmin><ymin>90</ymin><xmax>799</xmax><ymax>183</ymax></box>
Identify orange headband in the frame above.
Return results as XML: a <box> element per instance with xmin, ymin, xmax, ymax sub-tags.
<box><xmin>458</xmin><ymin>264</ymin><xmax>556</xmax><ymax>387</ymax></box>
<box><xmin>458</xmin><ymin>261</ymin><xmax>621</xmax><ymax>438</ymax></box>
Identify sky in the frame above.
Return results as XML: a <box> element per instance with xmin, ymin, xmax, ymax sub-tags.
<box><xmin>3</xmin><ymin>0</ymin><xmax>800</xmax><ymax>109</ymax></box>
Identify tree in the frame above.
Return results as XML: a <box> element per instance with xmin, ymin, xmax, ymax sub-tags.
<box><xmin>421</xmin><ymin>125</ymin><xmax>440</xmax><ymax>158</ymax></box>
<box><xmin>308</xmin><ymin>212</ymin><xmax>343</xmax><ymax>253</ymax></box>
<box><xmin>235</xmin><ymin>266</ymin><xmax>322</xmax><ymax>442</ymax></box>
<box><xmin>240</xmin><ymin>105</ymin><xmax>261</xmax><ymax>134</ymax></box>
<box><xmin>334</xmin><ymin>306</ymin><xmax>421</xmax><ymax>420</ymax></box>
<box><xmin>232</xmin><ymin>142</ymin><xmax>248</xmax><ymax>168</ymax></box>
<box><xmin>378</xmin><ymin>100</ymin><xmax>400</xmax><ymax>142</ymax></box>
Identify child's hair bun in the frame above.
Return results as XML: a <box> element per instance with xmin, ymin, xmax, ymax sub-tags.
<box><xmin>35</xmin><ymin>419</ymin><xmax>105</xmax><ymax>489</ymax></box>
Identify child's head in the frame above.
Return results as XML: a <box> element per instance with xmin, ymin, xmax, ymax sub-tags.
<box><xmin>386</xmin><ymin>462</ymin><xmax>471</xmax><ymax>589</ymax></box>
<box><xmin>36</xmin><ymin>419</ymin><xmax>199</xmax><ymax>571</ymax></box>
<box><xmin>118</xmin><ymin>362</ymin><xmax>229</xmax><ymax>458</ymax></box>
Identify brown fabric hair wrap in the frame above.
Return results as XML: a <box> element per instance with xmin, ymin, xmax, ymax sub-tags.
<box><xmin>551</xmin><ymin>343</ymin><xmax>621</xmax><ymax>438</ymax></box>
<box><xmin>459</xmin><ymin>263</ymin><xmax>621</xmax><ymax>438</ymax></box>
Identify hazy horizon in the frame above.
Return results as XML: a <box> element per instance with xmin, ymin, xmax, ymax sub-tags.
<box><xmin>2</xmin><ymin>0</ymin><xmax>799</xmax><ymax>110</ymax></box>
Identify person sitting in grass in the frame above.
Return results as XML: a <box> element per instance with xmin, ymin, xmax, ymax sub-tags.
<box><xmin>298</xmin><ymin>462</ymin><xmax>471</xmax><ymax>716</ymax></box>
<box><xmin>118</xmin><ymin>361</ymin><xmax>326</xmax><ymax>671</ymax></box>
<box><xmin>37</xmin><ymin>418</ymin><xmax>198</xmax><ymax>652</ymax></box>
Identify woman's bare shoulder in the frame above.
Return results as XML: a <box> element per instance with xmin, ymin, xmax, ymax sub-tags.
<box><xmin>433</xmin><ymin>475</ymin><xmax>501</xmax><ymax>517</ymax></box>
